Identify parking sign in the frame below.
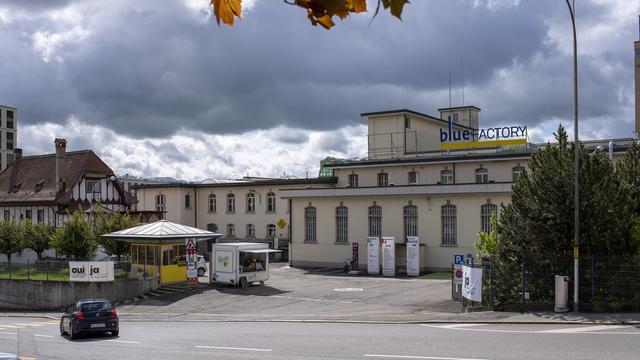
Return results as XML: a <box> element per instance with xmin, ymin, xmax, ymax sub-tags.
<box><xmin>454</xmin><ymin>255</ymin><xmax>464</xmax><ymax>265</ymax></box>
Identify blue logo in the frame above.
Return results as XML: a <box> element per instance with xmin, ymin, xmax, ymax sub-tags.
<box><xmin>454</xmin><ymin>255</ymin><xmax>464</xmax><ymax>265</ymax></box>
<box><xmin>439</xmin><ymin>116</ymin><xmax>527</xmax><ymax>144</ymax></box>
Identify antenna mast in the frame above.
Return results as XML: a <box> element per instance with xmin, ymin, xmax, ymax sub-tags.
<box><xmin>460</xmin><ymin>57</ymin><xmax>465</xmax><ymax>107</ymax></box>
<box><xmin>448</xmin><ymin>72</ymin><xmax>452</xmax><ymax>108</ymax></box>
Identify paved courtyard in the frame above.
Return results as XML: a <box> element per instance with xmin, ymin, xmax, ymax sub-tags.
<box><xmin>115</xmin><ymin>263</ymin><xmax>460</xmax><ymax>322</ymax></box>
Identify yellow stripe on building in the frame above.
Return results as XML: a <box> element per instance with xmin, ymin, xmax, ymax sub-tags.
<box><xmin>440</xmin><ymin>138</ymin><xmax>527</xmax><ymax>150</ymax></box>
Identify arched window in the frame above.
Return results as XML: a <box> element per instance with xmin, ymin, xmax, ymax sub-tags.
<box><xmin>305</xmin><ymin>206</ymin><xmax>317</xmax><ymax>242</ymax></box>
<box><xmin>377</xmin><ymin>172</ymin><xmax>388</xmax><ymax>187</ymax></box>
<box><xmin>208</xmin><ymin>194</ymin><xmax>216</xmax><ymax>213</ymax></box>
<box><xmin>404</xmin><ymin>205</ymin><xmax>418</xmax><ymax>238</ymax></box>
<box><xmin>440</xmin><ymin>169</ymin><xmax>453</xmax><ymax>184</ymax></box>
<box><xmin>227</xmin><ymin>224</ymin><xmax>235</xmax><ymax>237</ymax></box>
<box><xmin>512</xmin><ymin>166</ymin><xmax>525</xmax><ymax>182</ymax></box>
<box><xmin>266</xmin><ymin>224</ymin><xmax>276</xmax><ymax>238</ymax></box>
<box><xmin>246</xmin><ymin>192</ymin><xmax>256</xmax><ymax>213</ymax></box>
<box><xmin>246</xmin><ymin>224</ymin><xmax>255</xmax><ymax>238</ymax></box>
<box><xmin>481</xmin><ymin>203</ymin><xmax>498</xmax><ymax>233</ymax></box>
<box><xmin>227</xmin><ymin>193</ymin><xmax>235</xmax><ymax>213</ymax></box>
<box><xmin>476</xmin><ymin>168</ymin><xmax>488</xmax><ymax>184</ymax></box>
<box><xmin>336</xmin><ymin>205</ymin><xmax>348</xmax><ymax>243</ymax></box>
<box><xmin>441</xmin><ymin>203</ymin><xmax>457</xmax><ymax>245</ymax></box>
<box><xmin>368</xmin><ymin>205</ymin><xmax>382</xmax><ymax>237</ymax></box>
<box><xmin>267</xmin><ymin>192</ymin><xmax>276</xmax><ymax>212</ymax></box>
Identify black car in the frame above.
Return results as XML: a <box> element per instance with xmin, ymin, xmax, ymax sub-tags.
<box><xmin>60</xmin><ymin>299</ymin><xmax>119</xmax><ymax>339</ymax></box>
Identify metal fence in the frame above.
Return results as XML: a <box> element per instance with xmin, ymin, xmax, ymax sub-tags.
<box><xmin>456</xmin><ymin>255</ymin><xmax>640</xmax><ymax>311</ymax></box>
<box><xmin>0</xmin><ymin>260</ymin><xmax>132</xmax><ymax>281</ymax></box>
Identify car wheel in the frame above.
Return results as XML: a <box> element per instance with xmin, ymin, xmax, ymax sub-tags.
<box><xmin>198</xmin><ymin>268</ymin><xmax>205</xmax><ymax>277</ymax></box>
<box><xmin>59</xmin><ymin>320</ymin><xmax>66</xmax><ymax>336</ymax></box>
<box><xmin>69</xmin><ymin>324</ymin><xmax>77</xmax><ymax>340</ymax></box>
<box><xmin>111</xmin><ymin>330</ymin><xmax>119</xmax><ymax>337</ymax></box>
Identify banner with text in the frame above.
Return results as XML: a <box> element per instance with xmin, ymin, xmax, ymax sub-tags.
<box><xmin>69</xmin><ymin>261</ymin><xmax>114</xmax><ymax>282</ymax></box>
<box><xmin>382</xmin><ymin>237</ymin><xmax>395</xmax><ymax>277</ymax></box>
<box><xmin>406</xmin><ymin>236</ymin><xmax>420</xmax><ymax>276</ymax></box>
<box><xmin>462</xmin><ymin>265</ymin><xmax>483</xmax><ymax>302</ymax></box>
<box><xmin>367</xmin><ymin>237</ymin><xmax>380</xmax><ymax>274</ymax></box>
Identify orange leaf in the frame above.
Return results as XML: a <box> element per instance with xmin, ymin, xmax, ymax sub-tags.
<box><xmin>211</xmin><ymin>0</ymin><xmax>242</xmax><ymax>26</ymax></box>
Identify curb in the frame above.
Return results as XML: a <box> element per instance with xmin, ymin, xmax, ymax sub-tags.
<box><xmin>114</xmin><ymin>318</ymin><xmax>640</xmax><ymax>325</ymax></box>
<box><xmin>0</xmin><ymin>313</ymin><xmax>58</xmax><ymax>320</ymax></box>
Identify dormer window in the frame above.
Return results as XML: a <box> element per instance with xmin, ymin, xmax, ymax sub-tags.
<box><xmin>34</xmin><ymin>179</ymin><xmax>45</xmax><ymax>192</ymax></box>
<box><xmin>11</xmin><ymin>182</ymin><xmax>22</xmax><ymax>193</ymax></box>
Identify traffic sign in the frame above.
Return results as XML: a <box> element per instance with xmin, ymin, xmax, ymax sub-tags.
<box><xmin>277</xmin><ymin>219</ymin><xmax>287</xmax><ymax>229</ymax></box>
<box><xmin>186</xmin><ymin>239</ymin><xmax>196</xmax><ymax>250</ymax></box>
<box><xmin>454</xmin><ymin>255</ymin><xmax>464</xmax><ymax>265</ymax></box>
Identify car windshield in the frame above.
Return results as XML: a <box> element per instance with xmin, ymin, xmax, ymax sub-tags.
<box><xmin>80</xmin><ymin>302</ymin><xmax>112</xmax><ymax>312</ymax></box>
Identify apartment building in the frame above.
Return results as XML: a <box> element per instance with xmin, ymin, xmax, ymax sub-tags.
<box><xmin>0</xmin><ymin>104</ymin><xmax>17</xmax><ymax>171</ymax></box>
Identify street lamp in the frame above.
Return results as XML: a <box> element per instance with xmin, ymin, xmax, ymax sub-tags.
<box><xmin>565</xmin><ymin>0</ymin><xmax>580</xmax><ymax>313</ymax></box>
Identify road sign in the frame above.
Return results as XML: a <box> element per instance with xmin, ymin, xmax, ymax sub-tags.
<box><xmin>277</xmin><ymin>219</ymin><xmax>287</xmax><ymax>229</ymax></box>
<box><xmin>453</xmin><ymin>264</ymin><xmax>463</xmax><ymax>285</ymax></box>
<box><xmin>454</xmin><ymin>255</ymin><xmax>464</xmax><ymax>265</ymax></box>
<box><xmin>185</xmin><ymin>239</ymin><xmax>196</xmax><ymax>250</ymax></box>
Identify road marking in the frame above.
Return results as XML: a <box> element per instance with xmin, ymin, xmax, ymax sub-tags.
<box><xmin>0</xmin><ymin>332</ymin><xmax>17</xmax><ymax>335</ymax></box>
<box><xmin>105</xmin><ymin>340</ymin><xmax>140</xmax><ymax>344</ymax></box>
<box><xmin>334</xmin><ymin>288</ymin><xmax>363</xmax><ymax>292</ymax></box>
<box><xmin>438</xmin><ymin>324</ymin><xmax>487</xmax><ymax>329</ymax></box>
<box><xmin>195</xmin><ymin>346</ymin><xmax>272</xmax><ymax>352</ymax></box>
<box><xmin>420</xmin><ymin>324</ymin><xmax>640</xmax><ymax>335</ymax></box>
<box><xmin>34</xmin><ymin>334</ymin><xmax>54</xmax><ymax>338</ymax></box>
<box><xmin>363</xmin><ymin>355</ymin><xmax>489</xmax><ymax>360</ymax></box>
<box><xmin>271</xmin><ymin>295</ymin><xmax>357</xmax><ymax>304</ymax></box>
<box><xmin>539</xmin><ymin>325</ymin><xmax>630</xmax><ymax>333</ymax></box>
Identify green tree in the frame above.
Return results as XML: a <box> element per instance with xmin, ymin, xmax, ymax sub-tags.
<box><xmin>93</xmin><ymin>209</ymin><xmax>141</xmax><ymax>262</ymax></box>
<box><xmin>0</xmin><ymin>220</ymin><xmax>24</xmax><ymax>265</ymax></box>
<box><xmin>50</xmin><ymin>212</ymin><xmax>95</xmax><ymax>260</ymax></box>
<box><xmin>22</xmin><ymin>221</ymin><xmax>53</xmax><ymax>261</ymax></box>
<box><xmin>476</xmin><ymin>212</ymin><xmax>498</xmax><ymax>257</ymax></box>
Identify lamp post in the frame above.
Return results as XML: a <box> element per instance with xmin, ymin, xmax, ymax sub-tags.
<box><xmin>565</xmin><ymin>0</ymin><xmax>579</xmax><ymax>313</ymax></box>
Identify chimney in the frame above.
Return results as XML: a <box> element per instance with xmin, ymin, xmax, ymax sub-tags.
<box><xmin>55</xmin><ymin>138</ymin><xmax>67</xmax><ymax>192</ymax></box>
<box><xmin>14</xmin><ymin>148</ymin><xmax>22</xmax><ymax>161</ymax></box>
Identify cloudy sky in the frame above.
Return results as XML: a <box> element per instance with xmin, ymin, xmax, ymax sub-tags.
<box><xmin>0</xmin><ymin>0</ymin><xmax>637</xmax><ymax>180</ymax></box>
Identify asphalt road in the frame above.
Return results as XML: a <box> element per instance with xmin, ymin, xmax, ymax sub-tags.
<box><xmin>1</xmin><ymin>317</ymin><xmax>639</xmax><ymax>360</ymax></box>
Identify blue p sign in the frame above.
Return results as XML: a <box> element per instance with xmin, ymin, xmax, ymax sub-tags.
<box><xmin>454</xmin><ymin>255</ymin><xmax>464</xmax><ymax>265</ymax></box>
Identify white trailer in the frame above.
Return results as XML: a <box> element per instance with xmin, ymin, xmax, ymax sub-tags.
<box><xmin>210</xmin><ymin>242</ymin><xmax>281</xmax><ymax>287</ymax></box>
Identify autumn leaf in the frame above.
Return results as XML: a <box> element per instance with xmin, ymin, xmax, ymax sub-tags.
<box><xmin>381</xmin><ymin>0</ymin><xmax>410</xmax><ymax>19</ymax></box>
<box><xmin>211</xmin><ymin>0</ymin><xmax>242</xmax><ymax>26</ymax></box>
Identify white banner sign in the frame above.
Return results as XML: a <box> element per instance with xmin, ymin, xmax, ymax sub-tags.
<box><xmin>69</xmin><ymin>261</ymin><xmax>114</xmax><ymax>282</ymax></box>
<box><xmin>367</xmin><ymin>237</ymin><xmax>380</xmax><ymax>274</ymax></box>
<box><xmin>382</xmin><ymin>237</ymin><xmax>395</xmax><ymax>277</ymax></box>
<box><xmin>462</xmin><ymin>265</ymin><xmax>483</xmax><ymax>302</ymax></box>
<box><xmin>406</xmin><ymin>236</ymin><xmax>420</xmax><ymax>276</ymax></box>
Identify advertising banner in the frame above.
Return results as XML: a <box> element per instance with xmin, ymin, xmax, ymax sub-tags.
<box><xmin>382</xmin><ymin>237</ymin><xmax>395</xmax><ymax>277</ymax></box>
<box><xmin>406</xmin><ymin>236</ymin><xmax>420</xmax><ymax>276</ymax></box>
<box><xmin>69</xmin><ymin>262</ymin><xmax>114</xmax><ymax>282</ymax></box>
<box><xmin>462</xmin><ymin>265</ymin><xmax>483</xmax><ymax>302</ymax></box>
<box><xmin>215</xmin><ymin>251</ymin><xmax>233</xmax><ymax>273</ymax></box>
<box><xmin>367</xmin><ymin>237</ymin><xmax>380</xmax><ymax>275</ymax></box>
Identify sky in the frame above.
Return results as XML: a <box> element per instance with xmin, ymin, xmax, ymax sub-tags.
<box><xmin>0</xmin><ymin>0</ymin><xmax>638</xmax><ymax>181</ymax></box>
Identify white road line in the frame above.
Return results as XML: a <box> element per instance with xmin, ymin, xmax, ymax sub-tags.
<box><xmin>271</xmin><ymin>295</ymin><xmax>357</xmax><ymax>304</ymax></box>
<box><xmin>419</xmin><ymin>324</ymin><xmax>640</xmax><ymax>335</ymax></box>
<box><xmin>0</xmin><ymin>332</ymin><xmax>17</xmax><ymax>335</ymax></box>
<box><xmin>106</xmin><ymin>340</ymin><xmax>140</xmax><ymax>344</ymax></box>
<box><xmin>437</xmin><ymin>324</ymin><xmax>487</xmax><ymax>329</ymax></box>
<box><xmin>195</xmin><ymin>345</ymin><xmax>272</xmax><ymax>352</ymax></box>
<box><xmin>363</xmin><ymin>354</ymin><xmax>489</xmax><ymax>360</ymax></box>
<box><xmin>34</xmin><ymin>334</ymin><xmax>54</xmax><ymax>338</ymax></box>
<box><xmin>539</xmin><ymin>325</ymin><xmax>630</xmax><ymax>333</ymax></box>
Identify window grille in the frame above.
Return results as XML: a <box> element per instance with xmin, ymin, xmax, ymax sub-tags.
<box><xmin>368</xmin><ymin>205</ymin><xmax>382</xmax><ymax>237</ymax></box>
<box><xmin>305</xmin><ymin>206</ymin><xmax>317</xmax><ymax>242</ymax></box>
<box><xmin>481</xmin><ymin>203</ymin><xmax>498</xmax><ymax>233</ymax></box>
<box><xmin>404</xmin><ymin>205</ymin><xmax>418</xmax><ymax>238</ymax></box>
<box><xmin>336</xmin><ymin>205</ymin><xmax>348</xmax><ymax>243</ymax></box>
<box><xmin>441</xmin><ymin>204</ymin><xmax>457</xmax><ymax>245</ymax></box>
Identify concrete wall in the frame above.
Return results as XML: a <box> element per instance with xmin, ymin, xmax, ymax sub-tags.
<box><xmin>0</xmin><ymin>278</ymin><xmax>159</xmax><ymax>311</ymax></box>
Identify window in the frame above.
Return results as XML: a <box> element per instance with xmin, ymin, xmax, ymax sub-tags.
<box><xmin>305</xmin><ymin>206</ymin><xmax>317</xmax><ymax>242</ymax></box>
<box><xmin>267</xmin><ymin>224</ymin><xmax>276</xmax><ymax>237</ymax></box>
<box><xmin>207</xmin><ymin>223</ymin><xmax>218</xmax><ymax>232</ymax></box>
<box><xmin>86</xmin><ymin>179</ymin><xmax>101</xmax><ymax>196</ymax></box>
<box><xmin>481</xmin><ymin>203</ymin><xmax>498</xmax><ymax>234</ymax></box>
<box><xmin>408</xmin><ymin>171</ymin><xmax>419</xmax><ymax>185</ymax></box>
<box><xmin>6</xmin><ymin>111</ymin><xmax>13</xmax><ymax>129</ymax></box>
<box><xmin>246</xmin><ymin>224</ymin><xmax>255</xmax><ymax>237</ymax></box>
<box><xmin>336</xmin><ymin>205</ymin><xmax>348</xmax><ymax>243</ymax></box>
<box><xmin>452</xmin><ymin>113</ymin><xmax>459</xmax><ymax>123</ymax></box>
<box><xmin>25</xmin><ymin>210</ymin><xmax>32</xmax><ymax>220</ymax></box>
<box><xmin>348</xmin><ymin>174</ymin><xmax>359</xmax><ymax>188</ymax></box>
<box><xmin>3</xmin><ymin>210</ymin><xmax>9</xmax><ymax>220</ymax></box>
<box><xmin>185</xmin><ymin>194</ymin><xmax>190</xmax><ymax>209</ymax></box>
<box><xmin>404</xmin><ymin>116</ymin><xmax>410</xmax><ymax>129</ymax></box>
<box><xmin>85</xmin><ymin>180</ymin><xmax>94</xmax><ymax>194</ymax></box>
<box><xmin>246</xmin><ymin>192</ymin><xmax>256</xmax><ymax>213</ymax></box>
<box><xmin>208</xmin><ymin>194</ymin><xmax>216</xmax><ymax>213</ymax></box>
<box><xmin>404</xmin><ymin>205</ymin><xmax>418</xmax><ymax>238</ymax></box>
<box><xmin>6</xmin><ymin>153</ymin><xmax>14</xmax><ymax>166</ymax></box>
<box><xmin>266</xmin><ymin>192</ymin><xmax>276</xmax><ymax>212</ymax></box>
<box><xmin>440</xmin><ymin>169</ymin><xmax>453</xmax><ymax>184</ymax></box>
<box><xmin>368</xmin><ymin>204</ymin><xmax>382</xmax><ymax>237</ymax></box>
<box><xmin>441</xmin><ymin>204</ymin><xmax>457</xmax><ymax>245</ymax></box>
<box><xmin>476</xmin><ymin>168</ymin><xmax>488</xmax><ymax>184</ymax></box>
<box><xmin>37</xmin><ymin>210</ymin><xmax>44</xmax><ymax>223</ymax></box>
<box><xmin>6</xmin><ymin>132</ymin><xmax>13</xmax><ymax>150</ymax></box>
<box><xmin>227</xmin><ymin>224</ymin><xmax>235</xmax><ymax>237</ymax></box>
<box><xmin>227</xmin><ymin>193</ymin><xmax>235</xmax><ymax>213</ymax></box>
<box><xmin>512</xmin><ymin>166</ymin><xmax>525</xmax><ymax>182</ymax></box>
<box><xmin>377</xmin><ymin>173</ymin><xmax>388</xmax><ymax>187</ymax></box>
<box><xmin>155</xmin><ymin>194</ymin><xmax>166</xmax><ymax>218</ymax></box>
